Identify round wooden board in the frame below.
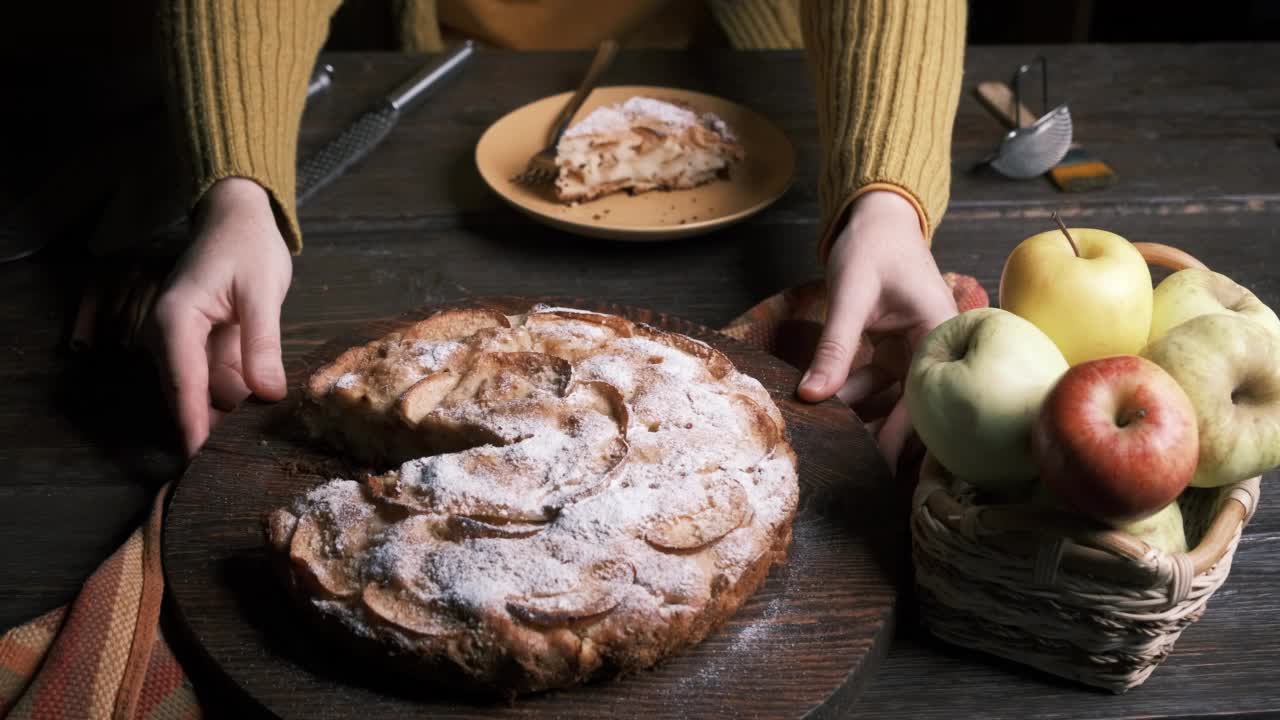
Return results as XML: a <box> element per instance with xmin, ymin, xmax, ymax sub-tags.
<box><xmin>164</xmin><ymin>298</ymin><xmax>898</xmax><ymax>719</ymax></box>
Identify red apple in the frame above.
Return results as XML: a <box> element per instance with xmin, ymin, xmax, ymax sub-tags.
<box><xmin>1032</xmin><ymin>355</ymin><xmax>1198</xmax><ymax>523</ymax></box>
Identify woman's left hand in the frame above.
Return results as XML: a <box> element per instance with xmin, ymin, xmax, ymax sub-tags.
<box><xmin>796</xmin><ymin>190</ymin><xmax>958</xmax><ymax>470</ymax></box>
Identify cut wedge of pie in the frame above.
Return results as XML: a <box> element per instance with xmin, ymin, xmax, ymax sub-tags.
<box><xmin>554</xmin><ymin>96</ymin><xmax>744</xmax><ymax>203</ymax></box>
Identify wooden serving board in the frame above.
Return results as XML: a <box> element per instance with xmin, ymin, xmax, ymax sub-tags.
<box><xmin>163</xmin><ymin>298</ymin><xmax>898</xmax><ymax>719</ymax></box>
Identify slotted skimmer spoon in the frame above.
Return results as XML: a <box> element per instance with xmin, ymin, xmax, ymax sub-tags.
<box><xmin>979</xmin><ymin>57</ymin><xmax>1073</xmax><ymax>179</ymax></box>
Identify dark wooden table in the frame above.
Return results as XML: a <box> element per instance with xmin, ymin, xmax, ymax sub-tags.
<box><xmin>4</xmin><ymin>44</ymin><xmax>1279</xmax><ymax>718</ymax></box>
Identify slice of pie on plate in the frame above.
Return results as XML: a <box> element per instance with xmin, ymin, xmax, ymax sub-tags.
<box><xmin>554</xmin><ymin>96</ymin><xmax>745</xmax><ymax>203</ymax></box>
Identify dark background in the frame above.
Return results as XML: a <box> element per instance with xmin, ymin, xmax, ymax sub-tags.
<box><xmin>324</xmin><ymin>0</ymin><xmax>1280</xmax><ymax>49</ymax></box>
<box><xmin>967</xmin><ymin>0</ymin><xmax>1280</xmax><ymax>43</ymax></box>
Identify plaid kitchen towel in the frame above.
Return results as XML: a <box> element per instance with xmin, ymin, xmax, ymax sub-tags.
<box><xmin>0</xmin><ymin>485</ymin><xmax>198</xmax><ymax>720</ymax></box>
<box><xmin>0</xmin><ymin>274</ymin><xmax>988</xmax><ymax>719</ymax></box>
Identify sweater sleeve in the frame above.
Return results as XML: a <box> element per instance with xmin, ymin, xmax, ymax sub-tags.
<box><xmin>160</xmin><ymin>0</ymin><xmax>342</xmax><ymax>253</ymax></box>
<box><xmin>800</xmin><ymin>0</ymin><xmax>965</xmax><ymax>260</ymax></box>
<box><xmin>707</xmin><ymin>0</ymin><xmax>804</xmax><ymax>49</ymax></box>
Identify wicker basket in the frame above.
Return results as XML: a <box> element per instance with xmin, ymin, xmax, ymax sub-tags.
<box><xmin>911</xmin><ymin>453</ymin><xmax>1260</xmax><ymax>692</ymax></box>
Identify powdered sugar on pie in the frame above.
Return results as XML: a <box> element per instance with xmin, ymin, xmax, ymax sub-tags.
<box><xmin>271</xmin><ymin>305</ymin><xmax>798</xmax><ymax>696</ymax></box>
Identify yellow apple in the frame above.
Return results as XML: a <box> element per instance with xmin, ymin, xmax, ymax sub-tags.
<box><xmin>1149</xmin><ymin>268</ymin><xmax>1280</xmax><ymax>342</ymax></box>
<box><xmin>1000</xmin><ymin>226</ymin><xmax>1152</xmax><ymax>365</ymax></box>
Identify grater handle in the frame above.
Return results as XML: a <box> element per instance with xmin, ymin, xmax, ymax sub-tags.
<box><xmin>385</xmin><ymin>40</ymin><xmax>475</xmax><ymax>112</ymax></box>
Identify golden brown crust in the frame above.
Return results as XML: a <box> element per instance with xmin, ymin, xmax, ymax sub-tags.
<box><xmin>305</xmin><ymin>308</ymin><xmax>508</xmax><ymax>403</ymax></box>
<box><xmin>404</xmin><ymin>307</ymin><xmax>510</xmax><ymax>340</ymax></box>
<box><xmin>633</xmin><ymin>322</ymin><xmax>735</xmax><ymax>379</ymax></box>
<box><xmin>274</xmin><ymin>304</ymin><xmax>799</xmax><ymax>697</ymax></box>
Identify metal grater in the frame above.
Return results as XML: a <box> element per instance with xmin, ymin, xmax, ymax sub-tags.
<box><xmin>297</xmin><ymin>105</ymin><xmax>399</xmax><ymax>205</ymax></box>
<box><xmin>296</xmin><ymin>41</ymin><xmax>474</xmax><ymax>205</ymax></box>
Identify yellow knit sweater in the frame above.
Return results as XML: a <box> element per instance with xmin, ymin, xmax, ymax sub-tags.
<box><xmin>160</xmin><ymin>0</ymin><xmax>964</xmax><ymax>260</ymax></box>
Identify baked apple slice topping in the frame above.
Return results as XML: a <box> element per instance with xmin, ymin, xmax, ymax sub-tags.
<box><xmin>289</xmin><ymin>514</ymin><xmax>368</xmax><ymax>599</ymax></box>
<box><xmin>506</xmin><ymin>585</ymin><xmax>620</xmax><ymax>627</ymax></box>
<box><xmin>645</xmin><ymin>472</ymin><xmax>750</xmax><ymax>551</ymax></box>
<box><xmin>524</xmin><ymin>309</ymin><xmax>633</xmax><ymax>360</ymax></box>
<box><xmin>445</xmin><ymin>514</ymin><xmax>548</xmax><ymax>540</ymax></box>
<box><xmin>361</xmin><ymin>584</ymin><xmax>462</xmax><ymax>638</ymax></box>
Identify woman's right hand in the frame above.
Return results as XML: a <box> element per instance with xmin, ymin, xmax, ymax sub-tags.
<box><xmin>147</xmin><ymin>177</ymin><xmax>293</xmax><ymax>458</ymax></box>
<box><xmin>796</xmin><ymin>190</ymin><xmax>958</xmax><ymax>470</ymax></box>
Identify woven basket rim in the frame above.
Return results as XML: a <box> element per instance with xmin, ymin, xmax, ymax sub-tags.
<box><xmin>914</xmin><ymin>453</ymin><xmax>1259</xmax><ymax>584</ymax></box>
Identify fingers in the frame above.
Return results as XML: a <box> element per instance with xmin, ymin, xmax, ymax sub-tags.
<box><xmin>876</xmin><ymin>396</ymin><xmax>914</xmax><ymax>474</ymax></box>
<box><xmin>151</xmin><ymin>295</ymin><xmax>213</xmax><ymax>458</ymax></box>
<box><xmin>851</xmin><ymin>382</ymin><xmax>901</xmax><ymax>423</ymax></box>
<box><xmin>208</xmin><ymin>324</ymin><xmax>252</xmax><ymax>413</ymax></box>
<box><xmin>836</xmin><ymin>364</ymin><xmax>895</xmax><ymax>406</ymax></box>
<box><xmin>904</xmin><ymin>279</ymin><xmax>960</xmax><ymax>350</ymax></box>
<box><xmin>835</xmin><ymin>330</ymin><xmax>915</xmax><ymax>407</ymax></box>
<box><xmin>236</xmin><ymin>286</ymin><xmax>288</xmax><ymax>401</ymax></box>
<box><xmin>865</xmin><ymin>417</ymin><xmax>885</xmax><ymax>439</ymax></box>
<box><xmin>869</xmin><ymin>292</ymin><xmax>952</xmax><ymax>473</ymax></box>
<box><xmin>797</xmin><ymin>274</ymin><xmax>876</xmax><ymax>402</ymax></box>
<box><xmin>871</xmin><ymin>335</ymin><xmax>912</xmax><ymax>377</ymax></box>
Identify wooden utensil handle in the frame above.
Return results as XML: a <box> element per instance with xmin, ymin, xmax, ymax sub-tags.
<box><xmin>1135</xmin><ymin>242</ymin><xmax>1210</xmax><ymax>272</ymax></box>
<box><xmin>974</xmin><ymin>81</ymin><xmax>1038</xmax><ymax>129</ymax></box>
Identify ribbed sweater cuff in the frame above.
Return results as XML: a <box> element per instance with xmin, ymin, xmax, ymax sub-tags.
<box><xmin>163</xmin><ymin>0</ymin><xmax>340</xmax><ymax>253</ymax></box>
<box><xmin>815</xmin><ymin>181</ymin><xmax>930</xmax><ymax>264</ymax></box>
<box><xmin>801</xmin><ymin>0</ymin><xmax>966</xmax><ymax>263</ymax></box>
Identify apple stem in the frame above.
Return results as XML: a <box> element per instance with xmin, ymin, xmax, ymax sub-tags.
<box><xmin>1118</xmin><ymin>407</ymin><xmax>1148</xmax><ymax>428</ymax></box>
<box><xmin>1052</xmin><ymin>212</ymin><xmax>1081</xmax><ymax>258</ymax></box>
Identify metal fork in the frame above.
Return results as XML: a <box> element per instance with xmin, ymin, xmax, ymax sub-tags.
<box><xmin>512</xmin><ymin>39</ymin><xmax>619</xmax><ymax>187</ymax></box>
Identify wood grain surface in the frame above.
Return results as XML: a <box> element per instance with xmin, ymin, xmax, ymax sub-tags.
<box><xmin>162</xmin><ymin>298</ymin><xmax>897</xmax><ymax>719</ymax></box>
<box><xmin>3</xmin><ymin>46</ymin><xmax>1279</xmax><ymax>719</ymax></box>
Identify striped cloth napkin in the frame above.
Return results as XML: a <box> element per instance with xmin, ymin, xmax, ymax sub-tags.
<box><xmin>0</xmin><ymin>274</ymin><xmax>988</xmax><ymax>719</ymax></box>
<box><xmin>0</xmin><ymin>486</ymin><xmax>196</xmax><ymax>719</ymax></box>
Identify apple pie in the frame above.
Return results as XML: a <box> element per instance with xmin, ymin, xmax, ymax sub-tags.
<box><xmin>268</xmin><ymin>304</ymin><xmax>799</xmax><ymax>696</ymax></box>
<box><xmin>554</xmin><ymin>96</ymin><xmax>745</xmax><ymax>203</ymax></box>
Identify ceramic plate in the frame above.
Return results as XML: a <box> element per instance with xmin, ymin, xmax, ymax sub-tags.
<box><xmin>475</xmin><ymin>85</ymin><xmax>795</xmax><ymax>241</ymax></box>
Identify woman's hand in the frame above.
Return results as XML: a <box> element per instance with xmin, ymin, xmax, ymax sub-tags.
<box><xmin>148</xmin><ymin>178</ymin><xmax>293</xmax><ymax>458</ymax></box>
<box><xmin>797</xmin><ymin>190</ymin><xmax>957</xmax><ymax>469</ymax></box>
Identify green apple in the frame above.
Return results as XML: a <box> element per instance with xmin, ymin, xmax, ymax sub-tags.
<box><xmin>1149</xmin><ymin>268</ymin><xmax>1280</xmax><ymax>342</ymax></box>
<box><xmin>1142</xmin><ymin>313</ymin><xmax>1280</xmax><ymax>487</ymax></box>
<box><xmin>1000</xmin><ymin>226</ymin><xmax>1152</xmax><ymax>365</ymax></box>
<box><xmin>1116</xmin><ymin>501</ymin><xmax>1187</xmax><ymax>555</ymax></box>
<box><xmin>906</xmin><ymin>308</ymin><xmax>1069</xmax><ymax>495</ymax></box>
